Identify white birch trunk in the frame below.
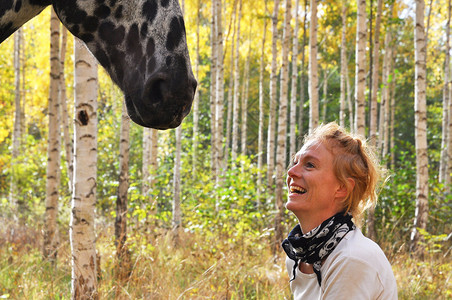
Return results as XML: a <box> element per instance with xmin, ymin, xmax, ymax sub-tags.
<box><xmin>346</xmin><ymin>63</ymin><xmax>354</xmax><ymax>131</ymax></box>
<box><xmin>172</xmin><ymin>126</ymin><xmax>182</xmax><ymax>246</ymax></box>
<box><xmin>389</xmin><ymin>65</ymin><xmax>396</xmax><ymax>170</ymax></box>
<box><xmin>297</xmin><ymin>0</ymin><xmax>308</xmax><ymax>150</ymax></box>
<box><xmin>10</xmin><ymin>28</ymin><xmax>22</xmax><ymax>209</ymax></box>
<box><xmin>339</xmin><ymin>1</ymin><xmax>347</xmax><ymax>128</ymax></box>
<box><xmin>309</xmin><ymin>0</ymin><xmax>319</xmax><ymax>132</ymax></box>
<box><xmin>20</xmin><ymin>28</ymin><xmax>26</xmax><ymax>148</ymax></box>
<box><xmin>224</xmin><ymin>1</ymin><xmax>236</xmax><ymax>165</ymax></box>
<box><xmin>440</xmin><ymin>0</ymin><xmax>451</xmax><ymax>185</ymax></box>
<box><xmin>71</xmin><ymin>39</ymin><xmax>99</xmax><ymax>299</ymax></box>
<box><xmin>143</xmin><ymin>128</ymin><xmax>159</xmax><ymax>209</ymax></box>
<box><xmin>241</xmin><ymin>44</ymin><xmax>251</xmax><ymax>157</ymax></box>
<box><xmin>257</xmin><ymin>1</ymin><xmax>268</xmax><ymax>204</ymax></box>
<box><xmin>215</xmin><ymin>0</ymin><xmax>225</xmax><ymax>175</ymax></box>
<box><xmin>355</xmin><ymin>0</ymin><xmax>367</xmax><ymax>136</ymax></box>
<box><xmin>192</xmin><ymin>0</ymin><xmax>201</xmax><ymax>175</ymax></box>
<box><xmin>150</xmin><ymin>129</ymin><xmax>158</xmax><ymax>185</ymax></box>
<box><xmin>369</xmin><ymin>0</ymin><xmax>383</xmax><ymax>148</ymax></box>
<box><xmin>59</xmin><ymin>27</ymin><xmax>73</xmax><ymax>192</ymax></box>
<box><xmin>321</xmin><ymin>69</ymin><xmax>328</xmax><ymax>122</ymax></box>
<box><xmin>142</xmin><ymin>128</ymin><xmax>151</xmax><ymax>196</ymax></box>
<box><xmin>267</xmin><ymin>0</ymin><xmax>280</xmax><ymax>186</ymax></box>
<box><xmin>379</xmin><ymin>8</ymin><xmax>394</xmax><ymax>160</ymax></box>
<box><xmin>411</xmin><ymin>0</ymin><xmax>429</xmax><ymax>255</ymax></box>
<box><xmin>115</xmin><ymin>102</ymin><xmax>130</xmax><ymax>278</ymax></box>
<box><xmin>44</xmin><ymin>9</ymin><xmax>61</xmax><ymax>261</ymax></box>
<box><xmin>367</xmin><ymin>0</ymin><xmax>383</xmax><ymax>242</ymax></box>
<box><xmin>231</xmin><ymin>0</ymin><xmax>242</xmax><ymax>164</ymax></box>
<box><xmin>290</xmin><ymin>0</ymin><xmax>300</xmax><ymax>158</ymax></box>
<box><xmin>210</xmin><ymin>0</ymin><xmax>218</xmax><ymax>177</ymax></box>
<box><xmin>274</xmin><ymin>0</ymin><xmax>291</xmax><ymax>253</ymax></box>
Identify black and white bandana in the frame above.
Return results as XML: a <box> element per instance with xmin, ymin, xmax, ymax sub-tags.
<box><xmin>281</xmin><ymin>212</ymin><xmax>355</xmax><ymax>286</ymax></box>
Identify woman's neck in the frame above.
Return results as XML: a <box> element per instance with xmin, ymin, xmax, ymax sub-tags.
<box><xmin>296</xmin><ymin>210</ymin><xmax>340</xmax><ymax>233</ymax></box>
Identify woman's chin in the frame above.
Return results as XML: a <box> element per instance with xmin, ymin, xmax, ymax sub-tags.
<box><xmin>285</xmin><ymin>199</ymin><xmax>306</xmax><ymax>213</ymax></box>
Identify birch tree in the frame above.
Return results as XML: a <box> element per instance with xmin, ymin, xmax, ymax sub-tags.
<box><xmin>192</xmin><ymin>0</ymin><xmax>201</xmax><ymax>175</ymax></box>
<box><xmin>173</xmin><ymin>126</ymin><xmax>182</xmax><ymax>246</ymax></box>
<box><xmin>71</xmin><ymin>39</ymin><xmax>99</xmax><ymax>298</ymax></box>
<box><xmin>379</xmin><ymin>4</ymin><xmax>395</xmax><ymax>160</ymax></box>
<box><xmin>366</xmin><ymin>0</ymin><xmax>383</xmax><ymax>242</ymax></box>
<box><xmin>224</xmin><ymin>0</ymin><xmax>237</xmax><ymax>166</ymax></box>
<box><xmin>142</xmin><ymin>128</ymin><xmax>151</xmax><ymax>195</ymax></box>
<box><xmin>215</xmin><ymin>0</ymin><xmax>225</xmax><ymax>175</ymax></box>
<box><xmin>241</xmin><ymin>42</ymin><xmax>251</xmax><ymax>157</ymax></box>
<box><xmin>59</xmin><ymin>27</ymin><xmax>73</xmax><ymax>191</ymax></box>
<box><xmin>369</xmin><ymin>0</ymin><xmax>383</xmax><ymax>147</ymax></box>
<box><xmin>115</xmin><ymin>102</ymin><xmax>131</xmax><ymax>279</ymax></box>
<box><xmin>298</xmin><ymin>0</ymin><xmax>308</xmax><ymax>149</ymax></box>
<box><xmin>309</xmin><ymin>0</ymin><xmax>319</xmax><ymax>132</ymax></box>
<box><xmin>274</xmin><ymin>0</ymin><xmax>291</xmax><ymax>253</ymax></box>
<box><xmin>339</xmin><ymin>1</ymin><xmax>347</xmax><ymax>128</ymax></box>
<box><xmin>290</xmin><ymin>0</ymin><xmax>300</xmax><ymax>158</ymax></box>
<box><xmin>321</xmin><ymin>68</ymin><xmax>328</xmax><ymax>122</ymax></box>
<box><xmin>411</xmin><ymin>0</ymin><xmax>429</xmax><ymax>256</ymax></box>
<box><xmin>440</xmin><ymin>0</ymin><xmax>451</xmax><ymax>186</ymax></box>
<box><xmin>43</xmin><ymin>9</ymin><xmax>61</xmax><ymax>262</ymax></box>
<box><xmin>231</xmin><ymin>0</ymin><xmax>243</xmax><ymax>164</ymax></box>
<box><xmin>210</xmin><ymin>0</ymin><xmax>218</xmax><ymax>177</ymax></box>
<box><xmin>346</xmin><ymin>61</ymin><xmax>354</xmax><ymax>130</ymax></box>
<box><xmin>355</xmin><ymin>0</ymin><xmax>367</xmax><ymax>136</ymax></box>
<box><xmin>267</xmin><ymin>0</ymin><xmax>280</xmax><ymax>186</ymax></box>
<box><xmin>257</xmin><ymin>1</ymin><xmax>268</xmax><ymax>203</ymax></box>
<box><xmin>10</xmin><ymin>28</ymin><xmax>23</xmax><ymax>210</ymax></box>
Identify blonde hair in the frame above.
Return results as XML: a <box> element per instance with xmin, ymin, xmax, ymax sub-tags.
<box><xmin>303</xmin><ymin>122</ymin><xmax>384</xmax><ymax>223</ymax></box>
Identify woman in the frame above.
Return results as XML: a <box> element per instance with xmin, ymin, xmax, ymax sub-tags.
<box><xmin>282</xmin><ymin>122</ymin><xmax>397</xmax><ymax>299</ymax></box>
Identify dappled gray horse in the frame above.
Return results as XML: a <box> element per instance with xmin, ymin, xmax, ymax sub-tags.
<box><xmin>0</xmin><ymin>0</ymin><xmax>197</xmax><ymax>129</ymax></box>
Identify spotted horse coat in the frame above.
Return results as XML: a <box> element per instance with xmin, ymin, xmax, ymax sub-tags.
<box><xmin>0</xmin><ymin>0</ymin><xmax>197</xmax><ymax>129</ymax></box>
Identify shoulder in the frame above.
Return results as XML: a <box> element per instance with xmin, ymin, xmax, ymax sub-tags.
<box><xmin>321</xmin><ymin>229</ymin><xmax>398</xmax><ymax>299</ymax></box>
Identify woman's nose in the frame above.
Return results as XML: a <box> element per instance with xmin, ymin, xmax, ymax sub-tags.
<box><xmin>287</xmin><ymin>163</ymin><xmax>301</xmax><ymax>178</ymax></box>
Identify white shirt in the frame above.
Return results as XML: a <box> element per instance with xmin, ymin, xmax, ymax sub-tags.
<box><xmin>285</xmin><ymin>228</ymin><xmax>398</xmax><ymax>300</ymax></box>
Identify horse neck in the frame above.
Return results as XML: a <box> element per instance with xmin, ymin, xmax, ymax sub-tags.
<box><xmin>0</xmin><ymin>0</ymin><xmax>51</xmax><ymax>43</ymax></box>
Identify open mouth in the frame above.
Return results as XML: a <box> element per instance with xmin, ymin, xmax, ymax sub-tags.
<box><xmin>290</xmin><ymin>186</ymin><xmax>307</xmax><ymax>194</ymax></box>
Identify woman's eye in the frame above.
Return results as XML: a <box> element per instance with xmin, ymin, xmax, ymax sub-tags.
<box><xmin>306</xmin><ymin>162</ymin><xmax>315</xmax><ymax>168</ymax></box>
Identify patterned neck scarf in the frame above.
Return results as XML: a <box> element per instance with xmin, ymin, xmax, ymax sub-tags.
<box><xmin>281</xmin><ymin>212</ymin><xmax>355</xmax><ymax>286</ymax></box>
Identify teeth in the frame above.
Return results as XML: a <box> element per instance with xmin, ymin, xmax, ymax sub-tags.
<box><xmin>290</xmin><ymin>186</ymin><xmax>307</xmax><ymax>194</ymax></box>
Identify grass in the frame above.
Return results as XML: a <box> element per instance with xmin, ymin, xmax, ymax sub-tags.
<box><xmin>0</xmin><ymin>222</ymin><xmax>450</xmax><ymax>299</ymax></box>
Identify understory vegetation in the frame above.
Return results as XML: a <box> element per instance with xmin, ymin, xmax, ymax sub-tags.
<box><xmin>0</xmin><ymin>146</ymin><xmax>451</xmax><ymax>299</ymax></box>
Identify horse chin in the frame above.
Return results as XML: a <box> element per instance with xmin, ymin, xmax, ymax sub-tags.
<box><xmin>124</xmin><ymin>95</ymin><xmax>188</xmax><ymax>130</ymax></box>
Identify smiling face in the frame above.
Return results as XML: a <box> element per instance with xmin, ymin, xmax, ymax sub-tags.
<box><xmin>286</xmin><ymin>140</ymin><xmax>347</xmax><ymax>229</ymax></box>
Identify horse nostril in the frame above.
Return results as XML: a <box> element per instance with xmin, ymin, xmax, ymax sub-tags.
<box><xmin>146</xmin><ymin>75</ymin><xmax>169</xmax><ymax>105</ymax></box>
<box><xmin>191</xmin><ymin>78</ymin><xmax>198</xmax><ymax>94</ymax></box>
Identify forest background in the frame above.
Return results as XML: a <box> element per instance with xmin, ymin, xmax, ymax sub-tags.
<box><xmin>0</xmin><ymin>0</ymin><xmax>451</xmax><ymax>299</ymax></box>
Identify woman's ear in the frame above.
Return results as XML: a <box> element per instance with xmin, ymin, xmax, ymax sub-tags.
<box><xmin>336</xmin><ymin>178</ymin><xmax>355</xmax><ymax>199</ymax></box>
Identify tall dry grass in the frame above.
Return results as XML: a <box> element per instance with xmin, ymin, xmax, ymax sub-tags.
<box><xmin>0</xmin><ymin>221</ymin><xmax>450</xmax><ymax>299</ymax></box>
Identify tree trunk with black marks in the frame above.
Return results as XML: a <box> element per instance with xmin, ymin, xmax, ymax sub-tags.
<box><xmin>43</xmin><ymin>8</ymin><xmax>61</xmax><ymax>262</ymax></box>
<box><xmin>411</xmin><ymin>0</ymin><xmax>429</xmax><ymax>257</ymax></box>
<box><xmin>309</xmin><ymin>0</ymin><xmax>319</xmax><ymax>132</ymax></box>
<box><xmin>267</xmin><ymin>0</ymin><xmax>280</xmax><ymax>186</ymax></box>
<box><xmin>440</xmin><ymin>0</ymin><xmax>451</xmax><ymax>188</ymax></box>
<box><xmin>257</xmin><ymin>0</ymin><xmax>268</xmax><ymax>205</ymax></box>
<box><xmin>274</xmin><ymin>0</ymin><xmax>291</xmax><ymax>255</ymax></box>
<box><xmin>290</xmin><ymin>0</ymin><xmax>300</xmax><ymax>158</ymax></box>
<box><xmin>339</xmin><ymin>1</ymin><xmax>347</xmax><ymax>128</ymax></box>
<box><xmin>10</xmin><ymin>27</ymin><xmax>23</xmax><ymax>213</ymax></box>
<box><xmin>355</xmin><ymin>0</ymin><xmax>367</xmax><ymax>136</ymax></box>
<box><xmin>192</xmin><ymin>0</ymin><xmax>201</xmax><ymax>175</ymax></box>
<box><xmin>232</xmin><ymin>0</ymin><xmax>243</xmax><ymax>165</ymax></box>
<box><xmin>59</xmin><ymin>27</ymin><xmax>73</xmax><ymax>192</ymax></box>
<box><xmin>115</xmin><ymin>102</ymin><xmax>131</xmax><ymax>280</ymax></box>
<box><xmin>71</xmin><ymin>38</ymin><xmax>99</xmax><ymax>299</ymax></box>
